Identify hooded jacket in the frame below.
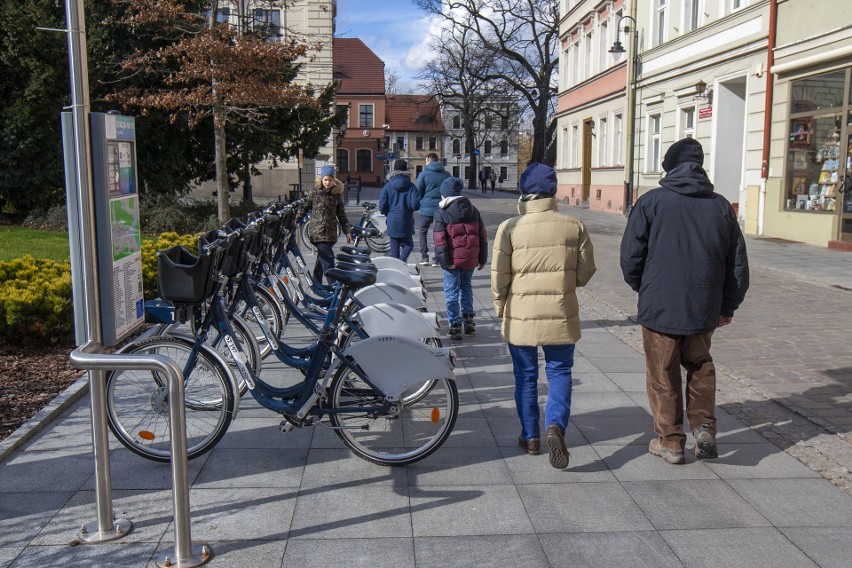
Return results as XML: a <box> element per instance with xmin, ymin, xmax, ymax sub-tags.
<box><xmin>415</xmin><ymin>161</ymin><xmax>450</xmax><ymax>217</ymax></box>
<box><xmin>297</xmin><ymin>177</ymin><xmax>351</xmax><ymax>243</ymax></box>
<box><xmin>379</xmin><ymin>170</ymin><xmax>421</xmax><ymax>238</ymax></box>
<box><xmin>620</xmin><ymin>162</ymin><xmax>749</xmax><ymax>335</ymax></box>
<box><xmin>491</xmin><ymin>197</ymin><xmax>596</xmax><ymax>346</ymax></box>
<box><xmin>433</xmin><ymin>195</ymin><xmax>487</xmax><ymax>270</ymax></box>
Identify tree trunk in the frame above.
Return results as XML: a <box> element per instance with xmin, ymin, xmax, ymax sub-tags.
<box><xmin>213</xmin><ymin>95</ymin><xmax>230</xmax><ymax>224</ymax></box>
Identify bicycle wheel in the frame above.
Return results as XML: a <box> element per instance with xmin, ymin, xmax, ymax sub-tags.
<box><xmin>106</xmin><ymin>335</ymin><xmax>235</xmax><ymax>462</ymax></box>
<box><xmin>300</xmin><ymin>219</ymin><xmax>316</xmax><ymax>254</ymax></box>
<box><xmin>235</xmin><ymin>284</ymin><xmax>288</xmax><ymax>359</ymax></box>
<box><xmin>365</xmin><ymin>220</ymin><xmax>390</xmax><ymax>253</ymax></box>
<box><xmin>329</xmin><ymin>363</ymin><xmax>458</xmax><ymax>466</ymax></box>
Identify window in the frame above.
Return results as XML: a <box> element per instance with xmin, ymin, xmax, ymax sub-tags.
<box><xmin>216</xmin><ymin>7</ymin><xmax>230</xmax><ymax>23</ymax></box>
<box><xmin>452</xmin><ymin>166</ymin><xmax>460</xmax><ymax>177</ymax></box>
<box><xmin>484</xmin><ymin>140</ymin><xmax>492</xmax><ymax>155</ymax></box>
<box><xmin>336</xmin><ymin>105</ymin><xmax>349</xmax><ymax>129</ymax></box>
<box><xmin>572</xmin><ymin>124</ymin><xmax>580</xmax><ymax>168</ymax></box>
<box><xmin>685</xmin><ymin>0</ymin><xmax>702</xmax><ymax>32</ymax></box>
<box><xmin>415</xmin><ymin>136</ymin><xmax>424</xmax><ymax>151</ymax></box>
<box><xmin>648</xmin><ymin>114</ymin><xmax>662</xmax><ymax>172</ymax></box>
<box><xmin>356</xmin><ymin>149</ymin><xmax>372</xmax><ymax>172</ymax></box>
<box><xmin>500</xmin><ymin>166</ymin><xmax>508</xmax><ymax>182</ymax></box>
<box><xmin>359</xmin><ymin>105</ymin><xmax>373</xmax><ymax>128</ymax></box>
<box><xmin>253</xmin><ymin>9</ymin><xmax>280</xmax><ymax>39</ymax></box>
<box><xmin>599</xmin><ymin>21</ymin><xmax>608</xmax><ymax>71</ymax></box>
<box><xmin>571</xmin><ymin>43</ymin><xmax>580</xmax><ymax>86</ymax></box>
<box><xmin>679</xmin><ymin>106</ymin><xmax>696</xmax><ymax>139</ymax></box>
<box><xmin>598</xmin><ymin>116</ymin><xmax>608</xmax><ymax>166</ymax></box>
<box><xmin>429</xmin><ymin>136</ymin><xmax>437</xmax><ymax>150</ymax></box>
<box><xmin>500</xmin><ymin>140</ymin><xmax>509</xmax><ymax>156</ymax></box>
<box><xmin>729</xmin><ymin>0</ymin><xmax>745</xmax><ymax>12</ymax></box>
<box><xmin>585</xmin><ymin>31</ymin><xmax>593</xmax><ymax>79</ymax></box>
<box><xmin>453</xmin><ymin>116</ymin><xmax>461</xmax><ymax>129</ymax></box>
<box><xmin>337</xmin><ymin>149</ymin><xmax>349</xmax><ymax>172</ymax></box>
<box><xmin>561</xmin><ymin>126</ymin><xmax>570</xmax><ymax>168</ymax></box>
<box><xmin>501</xmin><ymin>114</ymin><xmax>509</xmax><ymax>130</ymax></box>
<box><xmin>452</xmin><ymin>139</ymin><xmax>461</xmax><ymax>154</ymax></box>
<box><xmin>655</xmin><ymin>0</ymin><xmax>667</xmax><ymax>46</ymax></box>
<box><xmin>613</xmin><ymin>113</ymin><xmax>623</xmax><ymax>165</ymax></box>
<box><xmin>484</xmin><ymin>115</ymin><xmax>493</xmax><ymax>130</ymax></box>
<box><xmin>395</xmin><ymin>136</ymin><xmax>404</xmax><ymax>152</ymax></box>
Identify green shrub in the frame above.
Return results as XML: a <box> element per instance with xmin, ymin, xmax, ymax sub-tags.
<box><xmin>0</xmin><ymin>255</ymin><xmax>74</xmax><ymax>345</ymax></box>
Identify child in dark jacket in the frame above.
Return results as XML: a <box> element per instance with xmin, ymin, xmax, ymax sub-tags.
<box><xmin>433</xmin><ymin>177</ymin><xmax>488</xmax><ymax>340</ymax></box>
<box><xmin>379</xmin><ymin>159</ymin><xmax>421</xmax><ymax>261</ymax></box>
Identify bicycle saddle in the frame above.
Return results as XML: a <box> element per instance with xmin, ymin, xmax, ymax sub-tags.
<box><xmin>340</xmin><ymin>245</ymin><xmax>371</xmax><ymax>256</ymax></box>
<box><xmin>336</xmin><ymin>252</ymin><xmax>373</xmax><ymax>265</ymax></box>
<box><xmin>361</xmin><ymin>201</ymin><xmax>377</xmax><ymax>210</ymax></box>
<box><xmin>335</xmin><ymin>260</ymin><xmax>378</xmax><ymax>274</ymax></box>
<box><xmin>324</xmin><ymin>266</ymin><xmax>377</xmax><ymax>288</ymax></box>
<box><xmin>350</xmin><ymin>225</ymin><xmax>381</xmax><ymax>238</ymax></box>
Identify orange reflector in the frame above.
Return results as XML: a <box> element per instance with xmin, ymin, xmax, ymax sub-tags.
<box><xmin>431</xmin><ymin>407</ymin><xmax>440</xmax><ymax>424</ymax></box>
<box><xmin>138</xmin><ymin>430</ymin><xmax>156</xmax><ymax>441</ymax></box>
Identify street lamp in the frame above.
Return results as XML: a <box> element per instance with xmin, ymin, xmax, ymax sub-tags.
<box><xmin>610</xmin><ymin>13</ymin><xmax>639</xmax><ymax>215</ymax></box>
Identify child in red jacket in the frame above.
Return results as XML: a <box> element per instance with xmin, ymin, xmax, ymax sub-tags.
<box><xmin>433</xmin><ymin>177</ymin><xmax>487</xmax><ymax>340</ymax></box>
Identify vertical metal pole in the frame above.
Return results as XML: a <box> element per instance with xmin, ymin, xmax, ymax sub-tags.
<box><xmin>624</xmin><ymin>6</ymin><xmax>638</xmax><ymax>215</ymax></box>
<box><xmin>64</xmin><ymin>0</ymin><xmax>133</xmax><ymax>542</ymax></box>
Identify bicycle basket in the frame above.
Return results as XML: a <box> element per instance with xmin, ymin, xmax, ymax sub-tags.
<box><xmin>157</xmin><ymin>245</ymin><xmax>213</xmax><ymax>304</ymax></box>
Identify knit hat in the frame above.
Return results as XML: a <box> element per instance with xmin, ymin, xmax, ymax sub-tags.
<box><xmin>440</xmin><ymin>176</ymin><xmax>464</xmax><ymax>198</ymax></box>
<box><xmin>393</xmin><ymin>159</ymin><xmax>408</xmax><ymax>172</ymax></box>
<box><xmin>662</xmin><ymin>138</ymin><xmax>704</xmax><ymax>172</ymax></box>
<box><xmin>518</xmin><ymin>163</ymin><xmax>557</xmax><ymax>196</ymax></box>
<box><xmin>319</xmin><ymin>165</ymin><xmax>336</xmax><ymax>178</ymax></box>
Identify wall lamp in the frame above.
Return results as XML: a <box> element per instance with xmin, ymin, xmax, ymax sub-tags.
<box><xmin>695</xmin><ymin>80</ymin><xmax>713</xmax><ymax>105</ymax></box>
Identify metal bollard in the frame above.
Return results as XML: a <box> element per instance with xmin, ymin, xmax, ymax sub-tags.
<box><xmin>70</xmin><ymin>341</ymin><xmax>213</xmax><ymax>567</ymax></box>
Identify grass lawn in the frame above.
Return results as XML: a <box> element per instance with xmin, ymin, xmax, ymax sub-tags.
<box><xmin>0</xmin><ymin>225</ymin><xmax>70</xmax><ymax>262</ymax></box>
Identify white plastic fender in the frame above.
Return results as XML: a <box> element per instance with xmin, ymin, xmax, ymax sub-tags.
<box><xmin>374</xmin><ymin>270</ymin><xmax>425</xmax><ymax>300</ymax></box>
<box><xmin>341</xmin><ymin>335</ymin><xmax>454</xmax><ymax>400</ymax></box>
<box><xmin>372</xmin><ymin>256</ymin><xmax>419</xmax><ymax>276</ymax></box>
<box><xmin>378</xmin><ymin>265</ymin><xmax>425</xmax><ymax>288</ymax></box>
<box><xmin>368</xmin><ymin>212</ymin><xmax>388</xmax><ymax>233</ymax></box>
<box><xmin>355</xmin><ymin>303</ymin><xmax>439</xmax><ymax>340</ymax></box>
<box><xmin>353</xmin><ymin>282</ymin><xmax>426</xmax><ymax>311</ymax></box>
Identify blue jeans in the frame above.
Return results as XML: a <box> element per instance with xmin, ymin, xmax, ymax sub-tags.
<box><xmin>313</xmin><ymin>242</ymin><xmax>335</xmax><ymax>284</ymax></box>
<box><xmin>389</xmin><ymin>235</ymin><xmax>414</xmax><ymax>262</ymax></box>
<box><xmin>509</xmin><ymin>343</ymin><xmax>575</xmax><ymax>441</ymax></box>
<box><xmin>443</xmin><ymin>268</ymin><xmax>474</xmax><ymax>325</ymax></box>
<box><xmin>417</xmin><ymin>214</ymin><xmax>434</xmax><ymax>259</ymax></box>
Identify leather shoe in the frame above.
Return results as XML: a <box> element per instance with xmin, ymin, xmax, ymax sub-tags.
<box><xmin>546</xmin><ymin>424</ymin><xmax>570</xmax><ymax>469</ymax></box>
<box><xmin>518</xmin><ymin>436</ymin><xmax>540</xmax><ymax>455</ymax></box>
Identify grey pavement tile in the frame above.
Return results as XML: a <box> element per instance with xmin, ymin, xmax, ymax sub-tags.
<box><xmin>288</xmin><ymin>485</ymin><xmax>411</xmax><ymax>539</ymax></box>
<box><xmin>539</xmin><ymin>531</ymin><xmax>683</xmax><ymax>568</ymax></box>
<box><xmin>0</xmin><ymin>492</ymin><xmax>72</xmax><ymax>547</ymax></box>
<box><xmin>0</xmin><ymin>448</ymin><xmax>93</xmax><ymax>493</ymax></box>
<box><xmin>582</xmin><ymin>357</ymin><xmax>647</xmax><ymax>373</ymax></box>
<box><xmin>283</xmin><ymin>537</ymin><xmax>413</xmax><ymax>568</ymax></box>
<box><xmin>442</xmin><ymin>416</ymin><xmax>497</xmax><ymax>448</ymax></box>
<box><xmin>572</xmin><ymin>413</ymin><xmax>654</xmax><ymax>445</ymax></box>
<box><xmin>0</xmin><ymin>548</ymin><xmax>21</xmax><ymax>568</ymax></box>
<box><xmin>518</xmin><ymin>482</ymin><xmax>654</xmax><ymax>533</ymax></box>
<box><xmin>29</xmin><ymin>489</ymin><xmax>172</xmax><ymax>546</ymax></box>
<box><xmin>9</xmin><ymin>542</ymin><xmax>155</xmax><ymax>568</ymax></box>
<box><xmin>216</xmin><ymin>417</ymin><xmax>314</xmax><ymax>449</ymax></box>
<box><xmin>13</xmin><ymin>406</ymin><xmax>92</xmax><ymax>454</ymax></box>
<box><xmin>500</xmin><ymin>444</ymin><xmax>617</xmax><ymax>484</ymax></box>
<box><xmin>728</xmin><ymin>478</ymin><xmax>852</xmax><ymax>527</ymax></box>
<box><xmin>301</xmin><ymin>448</ymin><xmax>406</xmax><ymax>488</ymax></box>
<box><xmin>410</xmin><ymin>484</ymin><xmax>533</xmax><ymax>536</ymax></box>
<box><xmin>623</xmin><ymin>480</ymin><xmax>771</xmax><ymax>530</ymax></box>
<box><xmin>415</xmin><ymin>535</ymin><xmax>548</xmax><ymax>568</ymax></box>
<box><xmin>570</xmin><ymin>392</ymin><xmax>649</xmax><ymax>416</ymax></box>
<box><xmin>175</xmin><ymin>487</ymin><xmax>296</xmax><ymax>542</ymax></box>
<box><xmin>576</xmin><ymin>342</ymin><xmax>642</xmax><ymax>359</ymax></box>
<box><xmin>155</xmin><ymin>539</ymin><xmax>286</xmax><ymax>568</ymax></box>
<box><xmin>712</xmin><ymin>412</ymin><xmax>774</xmax><ymax>444</ymax></box>
<box><xmin>594</xmin><ymin>444</ymin><xmax>718</xmax><ymax>481</ymax></box>
<box><xmin>407</xmin><ymin>446</ymin><xmax>513</xmax><ymax>486</ymax></box>
<box><xmin>780</xmin><ymin>527</ymin><xmax>852</xmax><ymax>568</ymax></box>
<box><xmin>701</xmin><ymin>443</ymin><xmax>821</xmax><ymax>479</ymax></box>
<box><xmin>194</xmin><ymin>448</ymin><xmax>307</xmax><ymax>488</ymax></box>
<box><xmin>84</xmin><ymin>447</ymin><xmax>207</xmax><ymax>491</ymax></box>
<box><xmin>570</xmin><ymin>370</ymin><xmax>623</xmax><ymax>392</ymax></box>
<box><xmin>662</xmin><ymin>527</ymin><xmax>818</xmax><ymax>568</ymax></box>
<box><xmin>604</xmin><ymin>372</ymin><xmax>647</xmax><ymax>392</ymax></box>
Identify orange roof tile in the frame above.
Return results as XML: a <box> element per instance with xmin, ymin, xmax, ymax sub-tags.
<box><xmin>333</xmin><ymin>38</ymin><xmax>385</xmax><ymax>95</ymax></box>
<box><xmin>384</xmin><ymin>95</ymin><xmax>444</xmax><ymax>132</ymax></box>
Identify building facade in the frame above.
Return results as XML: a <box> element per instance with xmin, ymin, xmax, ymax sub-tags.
<box><xmin>384</xmin><ymin>95</ymin><xmax>444</xmax><ymax>178</ymax></box>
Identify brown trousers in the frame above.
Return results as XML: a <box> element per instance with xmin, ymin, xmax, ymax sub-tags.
<box><xmin>642</xmin><ymin>326</ymin><xmax>716</xmax><ymax>452</ymax></box>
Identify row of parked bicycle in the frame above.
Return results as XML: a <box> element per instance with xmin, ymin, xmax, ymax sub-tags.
<box><xmin>105</xmin><ymin>200</ymin><xmax>459</xmax><ymax>466</ymax></box>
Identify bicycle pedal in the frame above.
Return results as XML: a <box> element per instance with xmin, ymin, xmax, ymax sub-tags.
<box><xmin>279</xmin><ymin>420</ymin><xmax>296</xmax><ymax>434</ymax></box>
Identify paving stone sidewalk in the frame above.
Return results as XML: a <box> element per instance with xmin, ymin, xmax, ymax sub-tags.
<box><xmin>0</xmin><ymin>188</ymin><xmax>850</xmax><ymax>567</ymax></box>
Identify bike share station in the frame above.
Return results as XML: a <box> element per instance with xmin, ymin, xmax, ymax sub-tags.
<box><xmin>60</xmin><ymin>0</ymin><xmax>211</xmax><ymax>565</ymax></box>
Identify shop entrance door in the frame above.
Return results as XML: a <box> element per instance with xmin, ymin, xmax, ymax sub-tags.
<box><xmin>839</xmin><ymin>127</ymin><xmax>852</xmax><ymax>242</ymax></box>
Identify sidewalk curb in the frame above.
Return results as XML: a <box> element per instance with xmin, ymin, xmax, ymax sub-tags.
<box><xmin>0</xmin><ymin>375</ymin><xmax>89</xmax><ymax>461</ymax></box>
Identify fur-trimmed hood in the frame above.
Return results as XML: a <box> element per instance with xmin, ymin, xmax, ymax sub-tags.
<box><xmin>314</xmin><ymin>177</ymin><xmax>345</xmax><ymax>196</ymax></box>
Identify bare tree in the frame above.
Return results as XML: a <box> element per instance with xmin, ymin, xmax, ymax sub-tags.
<box><xmin>413</xmin><ymin>0</ymin><xmax>559</xmax><ymax>165</ymax></box>
<box><xmin>385</xmin><ymin>69</ymin><xmax>400</xmax><ymax>94</ymax></box>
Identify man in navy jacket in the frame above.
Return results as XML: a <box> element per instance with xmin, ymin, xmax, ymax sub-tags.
<box><xmin>620</xmin><ymin>138</ymin><xmax>749</xmax><ymax>465</ymax></box>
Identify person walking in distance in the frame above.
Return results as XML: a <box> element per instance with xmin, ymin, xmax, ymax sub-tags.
<box><xmin>478</xmin><ymin>168</ymin><xmax>488</xmax><ymax>194</ymax></box>
<box><xmin>491</xmin><ymin>163</ymin><xmax>596</xmax><ymax>469</ymax></box>
<box><xmin>620</xmin><ymin>138</ymin><xmax>749</xmax><ymax>465</ymax></box>
<box><xmin>489</xmin><ymin>169</ymin><xmax>497</xmax><ymax>193</ymax></box>
<box><xmin>415</xmin><ymin>152</ymin><xmax>450</xmax><ymax>266</ymax></box>
<box><xmin>433</xmin><ymin>177</ymin><xmax>487</xmax><ymax>341</ymax></box>
<box><xmin>379</xmin><ymin>159</ymin><xmax>421</xmax><ymax>262</ymax></box>
<box><xmin>296</xmin><ymin>165</ymin><xmax>352</xmax><ymax>284</ymax></box>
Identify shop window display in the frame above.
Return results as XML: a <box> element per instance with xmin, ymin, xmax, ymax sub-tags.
<box><xmin>785</xmin><ymin>115</ymin><xmax>842</xmax><ymax>212</ymax></box>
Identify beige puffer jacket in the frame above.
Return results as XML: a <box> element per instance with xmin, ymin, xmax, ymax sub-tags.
<box><xmin>491</xmin><ymin>197</ymin><xmax>596</xmax><ymax>346</ymax></box>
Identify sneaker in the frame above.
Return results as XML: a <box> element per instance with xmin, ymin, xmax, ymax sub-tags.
<box><xmin>431</xmin><ymin>259</ymin><xmax>441</xmax><ymax>267</ymax></box>
<box><xmin>448</xmin><ymin>323</ymin><xmax>463</xmax><ymax>340</ymax></box>
<box><xmin>649</xmin><ymin>438</ymin><xmax>685</xmax><ymax>464</ymax></box>
<box><xmin>463</xmin><ymin>314</ymin><xmax>476</xmax><ymax>335</ymax></box>
<box><xmin>693</xmin><ymin>424</ymin><xmax>718</xmax><ymax>460</ymax></box>
<box><xmin>546</xmin><ymin>424</ymin><xmax>570</xmax><ymax>469</ymax></box>
<box><xmin>418</xmin><ymin>257</ymin><xmax>430</xmax><ymax>266</ymax></box>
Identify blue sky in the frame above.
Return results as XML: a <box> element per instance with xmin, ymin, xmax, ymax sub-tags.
<box><xmin>335</xmin><ymin>0</ymin><xmax>439</xmax><ymax>93</ymax></box>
